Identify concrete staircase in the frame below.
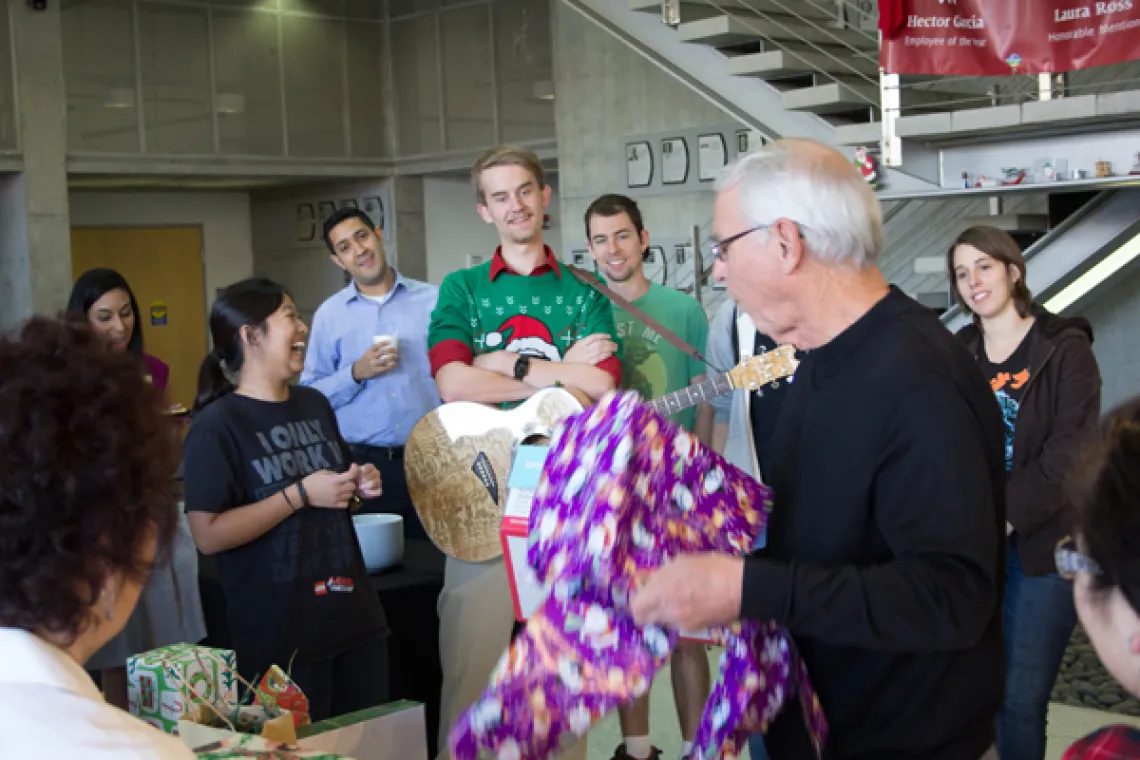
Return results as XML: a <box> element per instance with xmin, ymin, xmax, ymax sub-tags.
<box><xmin>570</xmin><ymin>1</ymin><xmax>1140</xmax><ymax>319</ymax></box>
<box><xmin>565</xmin><ymin>0</ymin><xmax>942</xmax><ymax>193</ymax></box>
<box><xmin>631</xmin><ymin>0</ymin><xmax>883</xmax><ymax>136</ymax></box>
<box><xmin>595</xmin><ymin>0</ymin><xmax>1140</xmax><ymax>183</ymax></box>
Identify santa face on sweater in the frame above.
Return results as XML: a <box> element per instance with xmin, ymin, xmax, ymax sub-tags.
<box><xmin>483</xmin><ymin>315</ymin><xmax>561</xmax><ymax>363</ymax></box>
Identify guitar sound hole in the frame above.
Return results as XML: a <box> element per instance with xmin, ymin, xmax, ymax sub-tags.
<box><xmin>522</xmin><ymin>433</ymin><xmax>551</xmax><ymax>446</ymax></box>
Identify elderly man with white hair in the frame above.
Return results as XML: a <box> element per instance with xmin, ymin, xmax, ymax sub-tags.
<box><xmin>633</xmin><ymin>138</ymin><xmax>1006</xmax><ymax>760</ymax></box>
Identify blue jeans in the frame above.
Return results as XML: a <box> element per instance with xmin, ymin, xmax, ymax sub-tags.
<box><xmin>998</xmin><ymin>536</ymin><xmax>1077</xmax><ymax>760</ymax></box>
<box><xmin>748</xmin><ymin>734</ymin><xmax>770</xmax><ymax>760</ymax></box>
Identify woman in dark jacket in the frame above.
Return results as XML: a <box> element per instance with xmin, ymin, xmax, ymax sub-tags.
<box><xmin>948</xmin><ymin>226</ymin><xmax>1102</xmax><ymax>760</ymax></box>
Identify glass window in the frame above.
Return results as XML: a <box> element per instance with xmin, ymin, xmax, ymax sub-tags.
<box><xmin>390</xmin><ymin>14</ymin><xmax>441</xmax><ymax>156</ymax></box>
<box><xmin>211</xmin><ymin>0</ymin><xmax>276</xmax><ymax>9</ymax></box>
<box><xmin>494</xmin><ymin>0</ymin><xmax>555</xmax><ymax>144</ymax></box>
<box><xmin>440</xmin><ymin>4</ymin><xmax>494</xmax><ymax>150</ymax></box>
<box><xmin>0</xmin><ymin>5</ymin><xmax>16</xmax><ymax>151</ymax></box>
<box><xmin>63</xmin><ymin>0</ymin><xmax>140</xmax><ymax>153</ymax></box>
<box><xmin>389</xmin><ymin>0</ymin><xmax>437</xmax><ymax>18</ymax></box>
<box><xmin>212</xmin><ymin>9</ymin><xmax>285</xmax><ymax>156</ymax></box>
<box><xmin>346</xmin><ymin>21</ymin><xmax>391</xmax><ymax>158</ymax></box>
<box><xmin>139</xmin><ymin>3</ymin><xmax>214</xmax><ymax>154</ymax></box>
<box><xmin>281</xmin><ymin>0</ymin><xmax>345</xmax><ymax>16</ymax></box>
<box><xmin>282</xmin><ymin>15</ymin><xmax>348</xmax><ymax>157</ymax></box>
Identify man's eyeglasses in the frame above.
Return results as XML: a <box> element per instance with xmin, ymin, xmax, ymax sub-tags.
<box><xmin>710</xmin><ymin>220</ymin><xmax>806</xmax><ymax>263</ymax></box>
<box><xmin>1055</xmin><ymin>536</ymin><xmax>1101</xmax><ymax>580</ymax></box>
<box><xmin>710</xmin><ymin>225</ymin><xmax>769</xmax><ymax>263</ymax></box>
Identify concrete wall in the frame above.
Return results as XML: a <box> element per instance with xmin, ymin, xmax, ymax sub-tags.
<box><xmin>68</xmin><ymin>190</ymin><xmax>254</xmax><ymax>309</ymax></box>
<box><xmin>1082</xmin><ymin>266</ymin><xmax>1140</xmax><ymax>411</ymax></box>
<box><xmin>551</xmin><ymin>2</ymin><xmax>723</xmax><ymax>257</ymax></box>
<box><xmin>423</xmin><ymin>175</ymin><xmax>563</xmax><ymax>285</ymax></box>
<box><xmin>249</xmin><ymin>180</ymin><xmax>392</xmax><ymax>325</ymax></box>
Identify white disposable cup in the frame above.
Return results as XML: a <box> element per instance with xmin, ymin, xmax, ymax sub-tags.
<box><xmin>373</xmin><ymin>333</ymin><xmax>398</xmax><ymax>349</ymax></box>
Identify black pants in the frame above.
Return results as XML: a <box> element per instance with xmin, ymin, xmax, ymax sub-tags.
<box><xmin>350</xmin><ymin>444</ymin><xmax>428</xmax><ymax>542</ymax></box>
<box><xmin>289</xmin><ymin>636</ymin><xmax>390</xmax><ymax>723</ymax></box>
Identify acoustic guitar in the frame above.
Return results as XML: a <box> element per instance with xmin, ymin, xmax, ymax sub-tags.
<box><xmin>404</xmin><ymin>346</ymin><xmax>799</xmax><ymax>563</ymax></box>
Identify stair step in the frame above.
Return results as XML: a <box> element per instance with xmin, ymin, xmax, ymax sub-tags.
<box><xmin>834</xmin><ymin>121</ymin><xmax>882</xmax><ymax>146</ymax></box>
<box><xmin>727</xmin><ymin>47</ymin><xmax>878</xmax><ymax>80</ymax></box>
<box><xmin>677</xmin><ymin>13</ymin><xmax>877</xmax><ymax>51</ymax></box>
<box><xmin>629</xmin><ymin>0</ymin><xmax>843</xmax><ymax>21</ymax></box>
<box><xmin>960</xmin><ymin>214</ymin><xmax>1050</xmax><ymax>232</ymax></box>
<box><xmin>782</xmin><ymin>80</ymin><xmax>878</xmax><ymax>114</ymax></box>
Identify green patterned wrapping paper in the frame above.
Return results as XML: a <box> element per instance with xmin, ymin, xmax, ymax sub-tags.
<box><xmin>127</xmin><ymin>643</ymin><xmax>239</xmax><ymax>733</ymax></box>
<box><xmin>194</xmin><ymin>734</ymin><xmax>352</xmax><ymax>759</ymax></box>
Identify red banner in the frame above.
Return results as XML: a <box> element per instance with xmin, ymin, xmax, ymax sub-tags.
<box><xmin>879</xmin><ymin>0</ymin><xmax>1140</xmax><ymax>76</ymax></box>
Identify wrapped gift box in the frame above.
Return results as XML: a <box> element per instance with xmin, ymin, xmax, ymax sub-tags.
<box><xmin>500</xmin><ymin>444</ymin><xmax>550</xmax><ymax>622</ymax></box>
<box><xmin>128</xmin><ymin>643</ymin><xmax>238</xmax><ymax>734</ymax></box>
<box><xmin>257</xmin><ymin>664</ymin><xmax>311</xmax><ymax>728</ymax></box>
<box><xmin>453</xmin><ymin>392</ymin><xmax>794</xmax><ymax>760</ymax></box>
<box><xmin>501</xmin><ymin>442</ymin><xmax>714</xmax><ymax>642</ymax></box>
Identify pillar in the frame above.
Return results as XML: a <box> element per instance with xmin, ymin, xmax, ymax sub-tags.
<box><xmin>0</xmin><ymin>0</ymin><xmax>72</xmax><ymax>330</ymax></box>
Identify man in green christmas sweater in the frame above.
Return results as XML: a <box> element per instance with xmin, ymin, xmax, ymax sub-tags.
<box><xmin>427</xmin><ymin>145</ymin><xmax>621</xmax><ymax>760</ymax></box>
<box><xmin>585</xmin><ymin>193</ymin><xmax>713</xmax><ymax>760</ymax></box>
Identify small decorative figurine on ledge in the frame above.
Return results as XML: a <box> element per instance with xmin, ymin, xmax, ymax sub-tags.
<box><xmin>853</xmin><ymin>146</ymin><xmax>879</xmax><ymax>189</ymax></box>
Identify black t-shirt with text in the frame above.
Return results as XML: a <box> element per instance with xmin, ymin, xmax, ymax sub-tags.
<box><xmin>977</xmin><ymin>325</ymin><xmax>1035</xmax><ymax>474</ymax></box>
<box><xmin>183</xmin><ymin>387</ymin><xmax>387</xmax><ymax>674</ymax></box>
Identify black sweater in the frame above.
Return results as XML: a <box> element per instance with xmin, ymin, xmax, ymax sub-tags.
<box><xmin>743</xmin><ymin>287</ymin><xmax>1006</xmax><ymax>760</ymax></box>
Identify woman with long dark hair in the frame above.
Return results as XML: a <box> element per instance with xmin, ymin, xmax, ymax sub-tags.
<box><xmin>948</xmin><ymin>226</ymin><xmax>1103</xmax><ymax>760</ymax></box>
<box><xmin>67</xmin><ymin>268</ymin><xmax>171</xmax><ymax>391</ymax></box>
<box><xmin>183</xmin><ymin>277</ymin><xmax>389</xmax><ymax>721</ymax></box>
<box><xmin>1057</xmin><ymin>397</ymin><xmax>1140</xmax><ymax>759</ymax></box>
<box><xmin>66</xmin><ymin>268</ymin><xmax>207</xmax><ymax>710</ymax></box>
<box><xmin>0</xmin><ymin>318</ymin><xmax>193</xmax><ymax>758</ymax></box>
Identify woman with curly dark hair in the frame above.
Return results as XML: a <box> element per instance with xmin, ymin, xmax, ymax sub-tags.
<box><xmin>67</xmin><ymin>268</ymin><xmax>207</xmax><ymax>710</ymax></box>
<box><xmin>1056</xmin><ymin>396</ymin><xmax>1140</xmax><ymax>759</ymax></box>
<box><xmin>0</xmin><ymin>318</ymin><xmax>193</xmax><ymax>758</ymax></box>
<box><xmin>949</xmin><ymin>226</ymin><xmax>1102</xmax><ymax>760</ymax></box>
<box><xmin>183</xmin><ymin>277</ymin><xmax>389</xmax><ymax>721</ymax></box>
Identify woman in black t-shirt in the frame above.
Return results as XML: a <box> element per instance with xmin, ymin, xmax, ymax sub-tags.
<box><xmin>949</xmin><ymin>226</ymin><xmax>1102</xmax><ymax>760</ymax></box>
<box><xmin>183</xmin><ymin>277</ymin><xmax>390</xmax><ymax>721</ymax></box>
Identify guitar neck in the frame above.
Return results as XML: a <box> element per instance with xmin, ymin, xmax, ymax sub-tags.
<box><xmin>647</xmin><ymin>372</ymin><xmax>736</xmax><ymax>418</ymax></box>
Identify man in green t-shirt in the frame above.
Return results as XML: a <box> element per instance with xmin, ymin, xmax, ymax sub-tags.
<box><xmin>585</xmin><ymin>193</ymin><xmax>712</xmax><ymax>760</ymax></box>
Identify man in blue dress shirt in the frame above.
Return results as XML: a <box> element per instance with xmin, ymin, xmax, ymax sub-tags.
<box><xmin>301</xmin><ymin>207</ymin><xmax>440</xmax><ymax>540</ymax></box>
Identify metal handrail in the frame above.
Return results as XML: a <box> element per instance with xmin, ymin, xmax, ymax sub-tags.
<box><xmin>707</xmin><ymin>0</ymin><xmax>880</xmax><ymax>95</ymax></box>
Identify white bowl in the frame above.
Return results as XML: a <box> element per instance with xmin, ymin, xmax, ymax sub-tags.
<box><xmin>352</xmin><ymin>514</ymin><xmax>405</xmax><ymax>573</ymax></box>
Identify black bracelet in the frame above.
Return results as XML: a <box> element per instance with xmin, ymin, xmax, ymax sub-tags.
<box><xmin>296</xmin><ymin>478</ymin><xmax>310</xmax><ymax>509</ymax></box>
<box><xmin>282</xmin><ymin>487</ymin><xmax>299</xmax><ymax>512</ymax></box>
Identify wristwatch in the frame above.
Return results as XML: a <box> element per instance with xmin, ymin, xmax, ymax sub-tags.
<box><xmin>513</xmin><ymin>354</ymin><xmax>531</xmax><ymax>381</ymax></box>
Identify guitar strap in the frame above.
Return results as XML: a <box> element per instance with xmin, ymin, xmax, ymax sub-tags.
<box><xmin>565</xmin><ymin>265</ymin><xmax>710</xmax><ymax>366</ymax></box>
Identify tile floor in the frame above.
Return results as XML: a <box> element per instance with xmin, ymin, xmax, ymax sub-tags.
<box><xmin>582</xmin><ymin>652</ymin><xmax>1140</xmax><ymax>760</ymax></box>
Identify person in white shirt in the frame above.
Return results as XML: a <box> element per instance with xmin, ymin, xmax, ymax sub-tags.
<box><xmin>0</xmin><ymin>317</ymin><xmax>194</xmax><ymax>759</ymax></box>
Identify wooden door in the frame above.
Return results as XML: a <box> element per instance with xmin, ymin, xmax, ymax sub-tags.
<box><xmin>70</xmin><ymin>226</ymin><xmax>208</xmax><ymax>412</ymax></box>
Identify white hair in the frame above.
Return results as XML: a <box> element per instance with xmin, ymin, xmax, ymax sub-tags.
<box><xmin>715</xmin><ymin>139</ymin><xmax>884</xmax><ymax>269</ymax></box>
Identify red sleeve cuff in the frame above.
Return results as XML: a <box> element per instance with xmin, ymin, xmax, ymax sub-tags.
<box><xmin>429</xmin><ymin>339</ymin><xmax>473</xmax><ymax>377</ymax></box>
<box><xmin>597</xmin><ymin>355</ymin><xmax>622</xmax><ymax>388</ymax></box>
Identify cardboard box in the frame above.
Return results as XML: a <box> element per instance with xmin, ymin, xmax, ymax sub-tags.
<box><xmin>188</xmin><ymin>732</ymin><xmax>350</xmax><ymax>759</ymax></box>
<box><xmin>127</xmin><ymin>643</ymin><xmax>238</xmax><ymax>734</ymax></box>
<box><xmin>500</xmin><ymin>445</ymin><xmax>714</xmax><ymax>644</ymax></box>
<box><xmin>297</xmin><ymin>700</ymin><xmax>428</xmax><ymax>760</ymax></box>
<box><xmin>500</xmin><ymin>444</ymin><xmax>549</xmax><ymax>622</ymax></box>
